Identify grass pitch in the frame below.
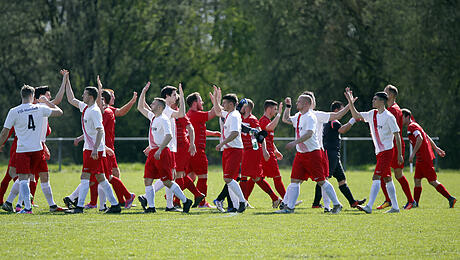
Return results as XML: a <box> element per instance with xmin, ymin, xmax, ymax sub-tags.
<box><xmin>0</xmin><ymin>163</ymin><xmax>459</xmax><ymax>259</ymax></box>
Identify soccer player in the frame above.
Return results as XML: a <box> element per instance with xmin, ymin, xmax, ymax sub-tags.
<box><xmin>64</xmin><ymin>73</ymin><xmax>121</xmax><ymax>214</ymax></box>
<box><xmin>376</xmin><ymin>85</ymin><xmax>415</xmax><ymax>210</ymax></box>
<box><xmin>344</xmin><ymin>88</ymin><xmax>402</xmax><ymax>214</ymax></box>
<box><xmin>402</xmin><ymin>109</ymin><xmax>456</xmax><ymax>208</ymax></box>
<box><xmin>0</xmin><ymin>85</ymin><xmax>63</xmax><ymax>214</ymax></box>
<box><xmin>185</xmin><ymin>91</ymin><xmax>219</xmax><ymax>208</ymax></box>
<box><xmin>316</xmin><ymin>101</ymin><xmax>366</xmax><ymax>209</ymax></box>
<box><xmin>277</xmin><ymin>95</ymin><xmax>342</xmax><ymax>214</ymax></box>
<box><xmin>137</xmin><ymin>82</ymin><xmax>193</xmax><ymax>213</ymax></box>
<box><xmin>239</xmin><ymin>99</ymin><xmax>281</xmax><ymax>208</ymax></box>
<box><xmin>211</xmin><ymin>87</ymin><xmax>247</xmax><ymax>213</ymax></box>
<box><xmin>0</xmin><ymin>128</ymin><xmax>17</xmax><ymax>209</ymax></box>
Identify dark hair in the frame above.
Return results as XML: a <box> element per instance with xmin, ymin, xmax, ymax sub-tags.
<box><xmin>222</xmin><ymin>93</ymin><xmax>238</xmax><ymax>105</ymax></box>
<box><xmin>154</xmin><ymin>97</ymin><xmax>166</xmax><ymax>109</ymax></box>
<box><xmin>161</xmin><ymin>86</ymin><xmax>177</xmax><ymax>99</ymax></box>
<box><xmin>186</xmin><ymin>92</ymin><xmax>200</xmax><ymax>107</ymax></box>
<box><xmin>101</xmin><ymin>90</ymin><xmax>112</xmax><ymax>104</ymax></box>
<box><xmin>34</xmin><ymin>86</ymin><xmax>50</xmax><ymax>99</ymax></box>
<box><xmin>386</xmin><ymin>85</ymin><xmax>398</xmax><ymax>96</ymax></box>
<box><xmin>21</xmin><ymin>85</ymin><xmax>35</xmax><ymax>99</ymax></box>
<box><xmin>246</xmin><ymin>98</ymin><xmax>254</xmax><ymax>110</ymax></box>
<box><xmin>375</xmin><ymin>92</ymin><xmax>388</xmax><ymax>101</ymax></box>
<box><xmin>264</xmin><ymin>100</ymin><xmax>278</xmax><ymax>110</ymax></box>
<box><xmin>401</xmin><ymin>108</ymin><xmax>412</xmax><ymax>118</ymax></box>
<box><xmin>330</xmin><ymin>101</ymin><xmax>343</xmax><ymax>112</ymax></box>
<box><xmin>85</xmin><ymin>86</ymin><xmax>98</xmax><ymax>100</ymax></box>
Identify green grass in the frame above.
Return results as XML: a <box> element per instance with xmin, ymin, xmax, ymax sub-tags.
<box><xmin>0</xmin><ymin>163</ymin><xmax>459</xmax><ymax>259</ymax></box>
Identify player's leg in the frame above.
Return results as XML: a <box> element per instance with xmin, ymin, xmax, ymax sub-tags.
<box><xmin>377</xmin><ymin>177</ymin><xmax>391</xmax><ymax>209</ymax></box>
<box><xmin>413</xmin><ymin>178</ymin><xmax>422</xmax><ymax>206</ymax></box>
<box><xmin>334</xmin><ymin>159</ymin><xmax>366</xmax><ymax>208</ymax></box>
<box><xmin>144</xmin><ymin>177</ymin><xmax>156</xmax><ymax>213</ymax></box>
<box><xmin>0</xmin><ymin>167</ymin><xmax>13</xmax><ymax>205</ymax></box>
<box><xmin>38</xmin><ymin>170</ymin><xmax>66</xmax><ymax>212</ymax></box>
<box><xmin>223</xmin><ymin>149</ymin><xmax>246</xmax><ymax>212</ymax></box>
<box><xmin>394</xmin><ymin>168</ymin><xmax>415</xmax><ymax>209</ymax></box>
<box><xmin>96</xmin><ymin>173</ymin><xmax>121</xmax><ymax>213</ymax></box>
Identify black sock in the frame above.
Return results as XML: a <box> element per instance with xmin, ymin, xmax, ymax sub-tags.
<box><xmin>312</xmin><ymin>183</ymin><xmax>322</xmax><ymax>206</ymax></box>
<box><xmin>339</xmin><ymin>183</ymin><xmax>355</xmax><ymax>205</ymax></box>
<box><xmin>216</xmin><ymin>184</ymin><xmax>229</xmax><ymax>201</ymax></box>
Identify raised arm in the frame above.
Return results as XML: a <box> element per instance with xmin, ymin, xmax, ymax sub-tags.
<box><xmin>96</xmin><ymin>76</ymin><xmax>104</xmax><ymax>112</ymax></box>
<box><xmin>329</xmin><ymin>98</ymin><xmax>357</xmax><ymax>121</ymax></box>
<box><xmin>265</xmin><ymin>102</ymin><xmax>283</xmax><ymax>131</ymax></box>
<box><xmin>338</xmin><ymin>118</ymin><xmax>356</xmax><ymax>134</ymax></box>
<box><xmin>39</xmin><ymin>96</ymin><xmax>63</xmax><ymax>117</ymax></box>
<box><xmin>51</xmin><ymin>69</ymin><xmax>68</xmax><ymax>105</ymax></box>
<box><xmin>137</xmin><ymin>82</ymin><xmax>152</xmax><ymax>119</ymax></box>
<box><xmin>170</xmin><ymin>83</ymin><xmax>186</xmax><ymax>119</ymax></box>
<box><xmin>115</xmin><ymin>92</ymin><xmax>138</xmax><ymax>117</ymax></box>
<box><xmin>210</xmin><ymin>85</ymin><xmax>223</xmax><ymax>117</ymax></box>
<box><xmin>344</xmin><ymin>88</ymin><xmax>364</xmax><ymax>121</ymax></box>
<box><xmin>65</xmin><ymin>72</ymin><xmax>80</xmax><ymax>108</ymax></box>
<box><xmin>282</xmin><ymin>98</ymin><xmax>292</xmax><ymax>125</ymax></box>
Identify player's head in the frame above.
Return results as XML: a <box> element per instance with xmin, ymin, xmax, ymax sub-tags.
<box><xmin>264</xmin><ymin>100</ymin><xmax>278</xmax><ymax>117</ymax></box>
<box><xmin>372</xmin><ymin>92</ymin><xmax>388</xmax><ymax>109</ymax></box>
<box><xmin>34</xmin><ymin>86</ymin><xmax>51</xmax><ymax>101</ymax></box>
<box><xmin>240</xmin><ymin>98</ymin><xmax>253</xmax><ymax>115</ymax></box>
<box><xmin>401</xmin><ymin>108</ymin><xmax>412</xmax><ymax>126</ymax></box>
<box><xmin>161</xmin><ymin>85</ymin><xmax>178</xmax><ymax>105</ymax></box>
<box><xmin>101</xmin><ymin>90</ymin><xmax>112</xmax><ymax>107</ymax></box>
<box><xmin>302</xmin><ymin>91</ymin><xmax>316</xmax><ymax>109</ymax></box>
<box><xmin>21</xmin><ymin>85</ymin><xmax>35</xmax><ymax>102</ymax></box>
<box><xmin>151</xmin><ymin>97</ymin><xmax>166</xmax><ymax>113</ymax></box>
<box><xmin>171</xmin><ymin>96</ymin><xmax>180</xmax><ymax>110</ymax></box>
<box><xmin>103</xmin><ymin>89</ymin><xmax>115</xmax><ymax>105</ymax></box>
<box><xmin>186</xmin><ymin>92</ymin><xmax>203</xmax><ymax>111</ymax></box>
<box><xmin>384</xmin><ymin>85</ymin><xmax>398</xmax><ymax>100</ymax></box>
<box><xmin>83</xmin><ymin>86</ymin><xmax>98</xmax><ymax>104</ymax></box>
<box><xmin>222</xmin><ymin>93</ymin><xmax>238</xmax><ymax>111</ymax></box>
<box><xmin>330</xmin><ymin>100</ymin><xmax>344</xmax><ymax>112</ymax></box>
<box><xmin>296</xmin><ymin>95</ymin><xmax>312</xmax><ymax>112</ymax></box>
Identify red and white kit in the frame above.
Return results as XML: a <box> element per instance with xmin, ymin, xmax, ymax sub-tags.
<box><xmin>407</xmin><ymin>121</ymin><xmax>437</xmax><ymax>181</ymax></box>
<box><xmin>220</xmin><ymin>110</ymin><xmax>243</xmax><ymax>180</ymax></box>
<box><xmin>387</xmin><ymin>103</ymin><xmax>405</xmax><ymax>169</ymax></box>
<box><xmin>241</xmin><ymin>114</ymin><xmax>263</xmax><ymax>178</ymax></box>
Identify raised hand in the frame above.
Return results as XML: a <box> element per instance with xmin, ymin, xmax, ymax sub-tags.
<box><xmin>278</xmin><ymin>102</ymin><xmax>283</xmax><ymax>113</ymax></box>
<box><xmin>142</xmin><ymin>82</ymin><xmax>151</xmax><ymax>93</ymax></box>
<box><xmin>285</xmin><ymin>97</ymin><xmax>291</xmax><ymax>106</ymax></box>
<box><xmin>132</xmin><ymin>92</ymin><xmax>138</xmax><ymax>101</ymax></box>
<box><xmin>97</xmin><ymin>75</ymin><xmax>103</xmax><ymax>89</ymax></box>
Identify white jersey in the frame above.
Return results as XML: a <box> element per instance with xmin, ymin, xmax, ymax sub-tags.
<box><xmin>147</xmin><ymin>111</ymin><xmax>173</xmax><ymax>150</ymax></box>
<box><xmin>162</xmin><ymin>105</ymin><xmax>177</xmax><ymax>152</ymax></box>
<box><xmin>40</xmin><ymin>117</ymin><xmax>49</xmax><ymax>142</ymax></box>
<box><xmin>221</xmin><ymin>110</ymin><xmax>243</xmax><ymax>149</ymax></box>
<box><xmin>312</xmin><ymin>110</ymin><xmax>331</xmax><ymax>149</ymax></box>
<box><xmin>290</xmin><ymin>110</ymin><xmax>320</xmax><ymax>153</ymax></box>
<box><xmin>77</xmin><ymin>100</ymin><xmax>106</xmax><ymax>153</ymax></box>
<box><xmin>360</xmin><ymin>109</ymin><xmax>400</xmax><ymax>155</ymax></box>
<box><xmin>3</xmin><ymin>103</ymin><xmax>52</xmax><ymax>153</ymax></box>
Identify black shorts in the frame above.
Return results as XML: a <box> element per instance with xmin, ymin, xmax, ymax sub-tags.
<box><xmin>326</xmin><ymin>149</ymin><xmax>346</xmax><ymax>182</ymax></box>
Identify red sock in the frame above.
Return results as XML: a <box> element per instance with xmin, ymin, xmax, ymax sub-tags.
<box><xmin>109</xmin><ymin>177</ymin><xmax>130</xmax><ymax>203</ymax></box>
<box><xmin>0</xmin><ymin>169</ymin><xmax>13</xmax><ymax>204</ymax></box>
<box><xmin>435</xmin><ymin>184</ymin><xmax>451</xmax><ymax>199</ymax></box>
<box><xmin>414</xmin><ymin>186</ymin><xmax>422</xmax><ymax>204</ymax></box>
<box><xmin>29</xmin><ymin>180</ymin><xmax>37</xmax><ymax>199</ymax></box>
<box><xmin>89</xmin><ymin>182</ymin><xmax>98</xmax><ymax>205</ymax></box>
<box><xmin>397</xmin><ymin>176</ymin><xmax>414</xmax><ymax>202</ymax></box>
<box><xmin>239</xmin><ymin>177</ymin><xmax>248</xmax><ymax>199</ymax></box>
<box><xmin>245</xmin><ymin>179</ymin><xmax>256</xmax><ymax>200</ymax></box>
<box><xmin>273</xmin><ymin>176</ymin><xmax>286</xmax><ymax>198</ymax></box>
<box><xmin>256</xmin><ymin>178</ymin><xmax>278</xmax><ymax>201</ymax></box>
<box><xmin>380</xmin><ymin>178</ymin><xmax>391</xmax><ymax>202</ymax></box>
<box><xmin>176</xmin><ymin>177</ymin><xmax>185</xmax><ymax>190</ymax></box>
<box><xmin>183</xmin><ymin>176</ymin><xmax>203</xmax><ymax>197</ymax></box>
<box><xmin>196</xmin><ymin>178</ymin><xmax>207</xmax><ymax>206</ymax></box>
<box><xmin>173</xmin><ymin>196</ymin><xmax>181</xmax><ymax>206</ymax></box>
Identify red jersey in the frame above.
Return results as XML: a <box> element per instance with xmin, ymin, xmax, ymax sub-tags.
<box><xmin>176</xmin><ymin>116</ymin><xmax>191</xmax><ymax>150</ymax></box>
<box><xmin>108</xmin><ymin>105</ymin><xmax>117</xmax><ymax>115</ymax></box>
<box><xmin>259</xmin><ymin>115</ymin><xmax>275</xmax><ymax>153</ymax></box>
<box><xmin>3</xmin><ymin>128</ymin><xmax>18</xmax><ymax>158</ymax></box>
<box><xmin>407</xmin><ymin>121</ymin><xmax>435</xmax><ymax>163</ymax></box>
<box><xmin>186</xmin><ymin>109</ymin><xmax>209</xmax><ymax>152</ymax></box>
<box><xmin>103</xmin><ymin>107</ymin><xmax>116</xmax><ymax>150</ymax></box>
<box><xmin>387</xmin><ymin>102</ymin><xmax>405</xmax><ymax>149</ymax></box>
<box><xmin>241</xmin><ymin>114</ymin><xmax>260</xmax><ymax>150</ymax></box>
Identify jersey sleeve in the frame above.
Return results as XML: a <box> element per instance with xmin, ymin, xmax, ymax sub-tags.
<box><xmin>360</xmin><ymin>110</ymin><xmax>373</xmax><ymax>123</ymax></box>
<box><xmin>289</xmin><ymin>112</ymin><xmax>299</xmax><ymax>124</ymax></box>
<box><xmin>39</xmin><ymin>105</ymin><xmax>53</xmax><ymax>117</ymax></box>
<box><xmin>163</xmin><ymin>106</ymin><xmax>174</xmax><ymax>119</ymax></box>
<box><xmin>228</xmin><ymin>114</ymin><xmax>241</xmax><ymax>133</ymax></box>
<box><xmin>196</xmin><ymin>111</ymin><xmax>209</xmax><ymax>122</ymax></box>
<box><xmin>388</xmin><ymin>114</ymin><xmax>400</xmax><ymax>133</ymax></box>
<box><xmin>315</xmin><ymin>111</ymin><xmax>330</xmax><ymax>124</ymax></box>
<box><xmin>221</xmin><ymin>111</ymin><xmax>229</xmax><ymax>118</ymax></box>
<box><xmin>77</xmin><ymin>100</ymin><xmax>86</xmax><ymax>112</ymax></box>
<box><xmin>3</xmin><ymin>109</ymin><xmax>15</xmax><ymax>129</ymax></box>
<box><xmin>304</xmin><ymin>114</ymin><xmax>316</xmax><ymax>132</ymax></box>
<box><xmin>147</xmin><ymin>111</ymin><xmax>155</xmax><ymax>121</ymax></box>
<box><xmin>102</xmin><ymin>109</ymin><xmax>114</xmax><ymax>128</ymax></box>
<box><xmin>259</xmin><ymin>117</ymin><xmax>269</xmax><ymax>130</ymax></box>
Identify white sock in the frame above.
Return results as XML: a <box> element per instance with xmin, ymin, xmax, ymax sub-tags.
<box><xmin>19</xmin><ymin>180</ymin><xmax>31</xmax><ymax>210</ymax></box>
<box><xmin>99</xmin><ymin>180</ymin><xmax>118</xmax><ymax>206</ymax></box>
<box><xmin>165</xmin><ymin>187</ymin><xmax>174</xmax><ymax>208</ymax></box>
<box><xmin>227</xmin><ymin>180</ymin><xmax>246</xmax><ymax>203</ymax></box>
<box><xmin>98</xmin><ymin>184</ymin><xmax>106</xmax><ymax>209</ymax></box>
<box><xmin>321</xmin><ymin>185</ymin><xmax>331</xmax><ymax>209</ymax></box>
<box><xmin>386</xmin><ymin>181</ymin><xmax>399</xmax><ymax>209</ymax></box>
<box><xmin>367</xmin><ymin>180</ymin><xmax>381</xmax><ymax>208</ymax></box>
<box><xmin>145</xmin><ymin>185</ymin><xmax>155</xmax><ymax>208</ymax></box>
<box><xmin>286</xmin><ymin>183</ymin><xmax>300</xmax><ymax>209</ymax></box>
<box><xmin>41</xmin><ymin>181</ymin><xmax>55</xmax><ymax>206</ymax></box>
<box><xmin>322</xmin><ymin>181</ymin><xmax>340</xmax><ymax>206</ymax></box>
<box><xmin>154</xmin><ymin>179</ymin><xmax>165</xmax><ymax>193</ymax></box>
<box><xmin>170</xmin><ymin>182</ymin><xmax>187</xmax><ymax>203</ymax></box>
<box><xmin>228</xmin><ymin>187</ymin><xmax>239</xmax><ymax>208</ymax></box>
<box><xmin>69</xmin><ymin>184</ymin><xmax>81</xmax><ymax>200</ymax></box>
<box><xmin>77</xmin><ymin>179</ymin><xmax>90</xmax><ymax>207</ymax></box>
<box><xmin>6</xmin><ymin>179</ymin><xmax>20</xmax><ymax>203</ymax></box>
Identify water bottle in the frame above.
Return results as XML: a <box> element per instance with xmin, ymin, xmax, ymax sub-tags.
<box><xmin>251</xmin><ymin>134</ymin><xmax>259</xmax><ymax>150</ymax></box>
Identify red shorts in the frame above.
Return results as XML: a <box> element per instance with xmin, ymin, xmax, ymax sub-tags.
<box><xmin>390</xmin><ymin>145</ymin><xmax>405</xmax><ymax>169</ymax></box>
<box><xmin>175</xmin><ymin>147</ymin><xmax>191</xmax><ymax>172</ymax></box>
<box><xmin>414</xmin><ymin>160</ymin><xmax>437</xmax><ymax>182</ymax></box>
<box><xmin>90</xmin><ymin>156</ymin><xmax>111</xmax><ymax>183</ymax></box>
<box><xmin>375</xmin><ymin>149</ymin><xmax>393</xmax><ymax>178</ymax></box>
<box><xmin>8</xmin><ymin>150</ymin><xmax>16</xmax><ymax>168</ymax></box>
<box><xmin>321</xmin><ymin>149</ymin><xmax>329</xmax><ymax>178</ymax></box>
<box><xmin>262</xmin><ymin>153</ymin><xmax>281</xmax><ymax>178</ymax></box>
<box><xmin>106</xmin><ymin>153</ymin><xmax>118</xmax><ymax>170</ymax></box>
<box><xmin>291</xmin><ymin>150</ymin><xmax>325</xmax><ymax>182</ymax></box>
<box><xmin>33</xmin><ymin>150</ymin><xmax>49</xmax><ymax>174</ymax></box>
<box><xmin>222</xmin><ymin>148</ymin><xmax>243</xmax><ymax>180</ymax></box>
<box><xmin>144</xmin><ymin>148</ymin><xmax>174</xmax><ymax>181</ymax></box>
<box><xmin>15</xmin><ymin>151</ymin><xmax>42</xmax><ymax>174</ymax></box>
<box><xmin>82</xmin><ymin>150</ymin><xmax>105</xmax><ymax>175</ymax></box>
<box><xmin>241</xmin><ymin>149</ymin><xmax>263</xmax><ymax>178</ymax></box>
<box><xmin>188</xmin><ymin>150</ymin><xmax>208</xmax><ymax>175</ymax></box>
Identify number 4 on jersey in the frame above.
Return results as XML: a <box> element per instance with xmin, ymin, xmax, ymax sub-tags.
<box><xmin>28</xmin><ymin>115</ymin><xmax>36</xmax><ymax>131</ymax></box>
